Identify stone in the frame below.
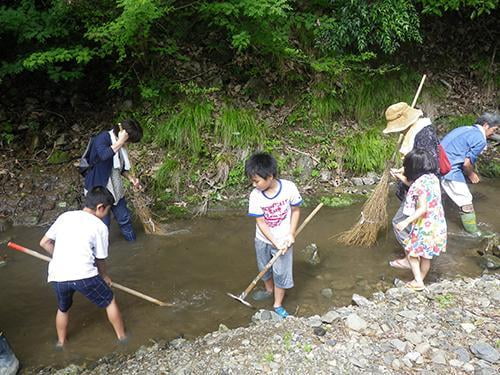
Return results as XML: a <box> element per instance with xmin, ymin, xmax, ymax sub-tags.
<box><xmin>320</xmin><ymin>288</ymin><xmax>333</xmax><ymax>299</ymax></box>
<box><xmin>313</xmin><ymin>327</ymin><xmax>326</xmax><ymax>336</ymax></box>
<box><xmin>431</xmin><ymin>352</ymin><xmax>447</xmax><ymax>365</ymax></box>
<box><xmin>460</xmin><ymin>323</ymin><xmax>475</xmax><ymax>333</ymax></box>
<box><xmin>449</xmin><ymin>359</ymin><xmax>463</xmax><ymax>367</ymax></box>
<box><xmin>415</xmin><ymin>343</ymin><xmax>431</xmax><ymax>355</ymax></box>
<box><xmin>383</xmin><ymin>353</ymin><xmax>395</xmax><ymax>365</ymax></box>
<box><xmin>218</xmin><ymin>324</ymin><xmax>229</xmax><ymax>332</ymax></box>
<box><xmin>391</xmin><ymin>339</ymin><xmax>407</xmax><ymax>352</ymax></box>
<box><xmin>404</xmin><ymin>352</ymin><xmax>421</xmax><ymax>362</ymax></box>
<box><xmin>307</xmin><ymin>316</ymin><xmax>323</xmax><ymax>328</ymax></box>
<box><xmin>463</xmin><ymin>364</ymin><xmax>475</xmax><ymax>373</ymax></box>
<box><xmin>405</xmin><ymin>332</ymin><xmax>422</xmax><ymax>345</ymax></box>
<box><xmin>320</xmin><ymin>170</ymin><xmax>331</xmax><ymax>182</ymax></box>
<box><xmin>454</xmin><ymin>347</ymin><xmax>470</xmax><ymax>362</ymax></box>
<box><xmin>345</xmin><ymin>314</ymin><xmax>367</xmax><ymax>331</ymax></box>
<box><xmin>398</xmin><ymin>310</ymin><xmax>419</xmax><ymax>320</ymax></box>
<box><xmin>352</xmin><ymin>293</ymin><xmax>372</xmax><ymax>307</ymax></box>
<box><xmin>361</xmin><ymin>177</ymin><xmax>375</xmax><ymax>185</ymax></box>
<box><xmin>470</xmin><ymin>342</ymin><xmax>500</xmax><ymax>363</ymax></box>
<box><xmin>478</xmin><ymin>297</ymin><xmax>491</xmax><ymax>307</ymax></box>
<box><xmin>391</xmin><ymin>359</ymin><xmax>401</xmax><ymax>369</ymax></box>
<box><xmin>352</xmin><ymin>177</ymin><xmax>363</xmax><ymax>186</ymax></box>
<box><xmin>321</xmin><ymin>311</ymin><xmax>340</xmax><ymax>324</ymax></box>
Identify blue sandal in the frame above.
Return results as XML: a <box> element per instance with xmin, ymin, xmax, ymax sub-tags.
<box><xmin>274</xmin><ymin>306</ymin><xmax>289</xmax><ymax>318</ymax></box>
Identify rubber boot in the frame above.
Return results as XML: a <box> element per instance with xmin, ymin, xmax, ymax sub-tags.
<box><xmin>460</xmin><ymin>212</ymin><xmax>481</xmax><ymax>236</ymax></box>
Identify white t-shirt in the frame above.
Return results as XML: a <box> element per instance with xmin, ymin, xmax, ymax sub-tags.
<box><xmin>248</xmin><ymin>179</ymin><xmax>302</xmax><ymax>245</ymax></box>
<box><xmin>44</xmin><ymin>210</ymin><xmax>109</xmax><ymax>282</ymax></box>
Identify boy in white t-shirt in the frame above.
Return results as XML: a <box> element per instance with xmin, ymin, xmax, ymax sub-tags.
<box><xmin>39</xmin><ymin>186</ymin><xmax>126</xmax><ymax>348</ymax></box>
<box><xmin>245</xmin><ymin>152</ymin><xmax>302</xmax><ymax>318</ymax></box>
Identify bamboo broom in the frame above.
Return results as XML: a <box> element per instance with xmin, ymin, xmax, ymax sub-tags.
<box><xmin>130</xmin><ymin>189</ymin><xmax>170</xmax><ymax>235</ymax></box>
<box><xmin>336</xmin><ymin>74</ymin><xmax>427</xmax><ymax>247</ymax></box>
<box><xmin>118</xmin><ymin>123</ymin><xmax>170</xmax><ymax>236</ymax></box>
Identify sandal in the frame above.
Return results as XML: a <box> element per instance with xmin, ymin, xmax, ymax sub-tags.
<box><xmin>405</xmin><ymin>282</ymin><xmax>425</xmax><ymax>291</ymax></box>
<box><xmin>389</xmin><ymin>258</ymin><xmax>411</xmax><ymax>270</ymax></box>
<box><xmin>274</xmin><ymin>306</ymin><xmax>290</xmax><ymax>318</ymax></box>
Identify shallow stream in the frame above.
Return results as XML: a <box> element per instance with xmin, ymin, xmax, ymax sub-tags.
<box><xmin>1</xmin><ymin>180</ymin><xmax>499</xmax><ymax>369</ymax></box>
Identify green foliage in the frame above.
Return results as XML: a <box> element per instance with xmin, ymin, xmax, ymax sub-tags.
<box><xmin>419</xmin><ymin>0</ymin><xmax>499</xmax><ymax>17</ymax></box>
<box><xmin>47</xmin><ymin>149</ymin><xmax>70</xmax><ymax>164</ymax></box>
<box><xmin>263</xmin><ymin>352</ymin><xmax>274</xmax><ymax>362</ymax></box>
<box><xmin>341</xmin><ymin>70</ymin><xmax>421</xmax><ymax>124</ymax></box>
<box><xmin>154</xmin><ymin>158</ymin><xmax>180</xmax><ymax>192</ymax></box>
<box><xmin>283</xmin><ymin>332</ymin><xmax>292</xmax><ymax>350</ymax></box>
<box><xmin>226</xmin><ymin>161</ymin><xmax>246</xmax><ymax>187</ymax></box>
<box><xmin>320</xmin><ymin>194</ymin><xmax>359</xmax><ymax>208</ymax></box>
<box><xmin>478</xmin><ymin>160</ymin><xmax>500</xmax><ymax>178</ymax></box>
<box><xmin>437</xmin><ymin>114</ymin><xmax>477</xmax><ymax>131</ymax></box>
<box><xmin>316</xmin><ymin>0</ymin><xmax>421</xmax><ymax>54</ymax></box>
<box><xmin>0</xmin><ymin>123</ymin><xmax>15</xmax><ymax>145</ymax></box>
<box><xmin>199</xmin><ymin>0</ymin><xmax>292</xmax><ymax>55</ymax></box>
<box><xmin>214</xmin><ymin>106</ymin><xmax>267</xmax><ymax>148</ymax></box>
<box><xmin>85</xmin><ymin>0</ymin><xmax>167</xmax><ymax>62</ymax></box>
<box><xmin>342</xmin><ymin>128</ymin><xmax>395</xmax><ymax>173</ymax></box>
<box><xmin>156</xmin><ymin>101</ymin><xmax>213</xmax><ymax>154</ymax></box>
<box><xmin>435</xmin><ymin>293</ymin><xmax>454</xmax><ymax>308</ymax></box>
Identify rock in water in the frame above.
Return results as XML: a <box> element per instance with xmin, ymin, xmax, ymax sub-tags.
<box><xmin>0</xmin><ymin>217</ymin><xmax>12</xmax><ymax>233</ymax></box>
<box><xmin>0</xmin><ymin>333</ymin><xmax>19</xmax><ymax>375</ymax></box>
<box><xmin>302</xmin><ymin>243</ymin><xmax>320</xmax><ymax>265</ymax></box>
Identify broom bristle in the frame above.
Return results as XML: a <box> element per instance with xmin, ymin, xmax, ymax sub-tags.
<box><xmin>336</xmin><ymin>168</ymin><xmax>390</xmax><ymax>247</ymax></box>
<box><xmin>131</xmin><ymin>193</ymin><xmax>171</xmax><ymax>235</ymax></box>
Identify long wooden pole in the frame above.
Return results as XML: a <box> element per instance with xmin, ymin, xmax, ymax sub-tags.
<box><xmin>7</xmin><ymin>242</ymin><xmax>172</xmax><ymax>307</ymax></box>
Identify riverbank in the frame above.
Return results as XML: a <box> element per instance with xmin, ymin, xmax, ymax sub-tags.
<box><xmin>36</xmin><ymin>273</ymin><xmax>499</xmax><ymax>375</ymax></box>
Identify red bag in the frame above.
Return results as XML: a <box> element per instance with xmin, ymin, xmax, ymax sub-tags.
<box><xmin>438</xmin><ymin>144</ymin><xmax>451</xmax><ymax>175</ymax></box>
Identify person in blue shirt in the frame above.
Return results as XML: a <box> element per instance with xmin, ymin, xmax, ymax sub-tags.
<box><xmin>84</xmin><ymin>119</ymin><xmax>143</xmax><ymax>241</ymax></box>
<box><xmin>440</xmin><ymin>113</ymin><xmax>499</xmax><ymax>235</ymax></box>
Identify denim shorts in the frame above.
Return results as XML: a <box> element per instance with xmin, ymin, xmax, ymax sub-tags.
<box><xmin>255</xmin><ymin>238</ymin><xmax>294</xmax><ymax>289</ymax></box>
<box><xmin>52</xmin><ymin>275</ymin><xmax>114</xmax><ymax>312</ymax></box>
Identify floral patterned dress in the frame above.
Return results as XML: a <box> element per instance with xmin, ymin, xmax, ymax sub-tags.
<box><xmin>403</xmin><ymin>173</ymin><xmax>447</xmax><ymax>259</ymax></box>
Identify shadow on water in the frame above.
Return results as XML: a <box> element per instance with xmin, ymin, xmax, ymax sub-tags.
<box><xmin>0</xmin><ymin>179</ymin><xmax>498</xmax><ymax>368</ymax></box>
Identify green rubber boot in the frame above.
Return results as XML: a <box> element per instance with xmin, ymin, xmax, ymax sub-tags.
<box><xmin>460</xmin><ymin>212</ymin><xmax>481</xmax><ymax>236</ymax></box>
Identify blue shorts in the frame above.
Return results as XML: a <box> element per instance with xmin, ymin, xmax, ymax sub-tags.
<box><xmin>255</xmin><ymin>238</ymin><xmax>294</xmax><ymax>289</ymax></box>
<box><xmin>51</xmin><ymin>275</ymin><xmax>114</xmax><ymax>312</ymax></box>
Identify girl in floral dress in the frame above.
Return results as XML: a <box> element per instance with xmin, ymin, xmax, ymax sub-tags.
<box><xmin>393</xmin><ymin>149</ymin><xmax>447</xmax><ymax>290</ymax></box>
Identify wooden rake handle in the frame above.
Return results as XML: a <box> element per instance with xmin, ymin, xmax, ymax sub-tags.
<box><xmin>240</xmin><ymin>202</ymin><xmax>323</xmax><ymax>299</ymax></box>
<box><xmin>391</xmin><ymin>74</ymin><xmax>427</xmax><ymax>164</ymax></box>
<box><xmin>7</xmin><ymin>242</ymin><xmax>172</xmax><ymax>307</ymax></box>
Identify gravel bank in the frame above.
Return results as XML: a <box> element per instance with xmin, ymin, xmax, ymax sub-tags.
<box><xmin>40</xmin><ymin>274</ymin><xmax>499</xmax><ymax>375</ymax></box>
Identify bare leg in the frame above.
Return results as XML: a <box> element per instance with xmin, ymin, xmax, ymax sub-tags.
<box><xmin>263</xmin><ymin>278</ymin><xmax>274</xmax><ymax>294</ymax></box>
<box><xmin>55</xmin><ymin>309</ymin><xmax>69</xmax><ymax>346</ymax></box>
<box><xmin>407</xmin><ymin>255</ymin><xmax>425</xmax><ymax>287</ymax></box>
<box><xmin>105</xmin><ymin>298</ymin><xmax>126</xmax><ymax>340</ymax></box>
<box><xmin>273</xmin><ymin>287</ymin><xmax>286</xmax><ymax>308</ymax></box>
<box><xmin>420</xmin><ymin>258</ymin><xmax>431</xmax><ymax>281</ymax></box>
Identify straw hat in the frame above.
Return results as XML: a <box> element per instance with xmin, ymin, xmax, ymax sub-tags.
<box><xmin>383</xmin><ymin>102</ymin><xmax>423</xmax><ymax>134</ymax></box>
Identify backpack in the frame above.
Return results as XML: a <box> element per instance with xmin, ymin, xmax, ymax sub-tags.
<box><xmin>78</xmin><ymin>137</ymin><xmax>95</xmax><ymax>176</ymax></box>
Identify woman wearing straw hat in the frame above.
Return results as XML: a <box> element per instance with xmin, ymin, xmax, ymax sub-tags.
<box><xmin>383</xmin><ymin>102</ymin><xmax>440</xmax><ymax>270</ymax></box>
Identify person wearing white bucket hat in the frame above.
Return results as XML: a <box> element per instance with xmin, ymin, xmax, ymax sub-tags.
<box><xmin>384</xmin><ymin>102</ymin><xmax>441</xmax><ymax>270</ymax></box>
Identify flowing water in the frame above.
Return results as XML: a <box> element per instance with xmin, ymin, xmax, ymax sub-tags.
<box><xmin>1</xmin><ymin>180</ymin><xmax>499</xmax><ymax>369</ymax></box>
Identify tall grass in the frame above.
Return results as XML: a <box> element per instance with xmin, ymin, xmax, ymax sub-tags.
<box><xmin>342</xmin><ymin>126</ymin><xmax>395</xmax><ymax>174</ymax></box>
<box><xmin>154</xmin><ymin>158</ymin><xmax>181</xmax><ymax>193</ymax></box>
<box><xmin>341</xmin><ymin>70</ymin><xmax>421</xmax><ymax>124</ymax></box>
<box><xmin>156</xmin><ymin>101</ymin><xmax>213</xmax><ymax>153</ymax></box>
<box><xmin>214</xmin><ymin>106</ymin><xmax>267</xmax><ymax>148</ymax></box>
